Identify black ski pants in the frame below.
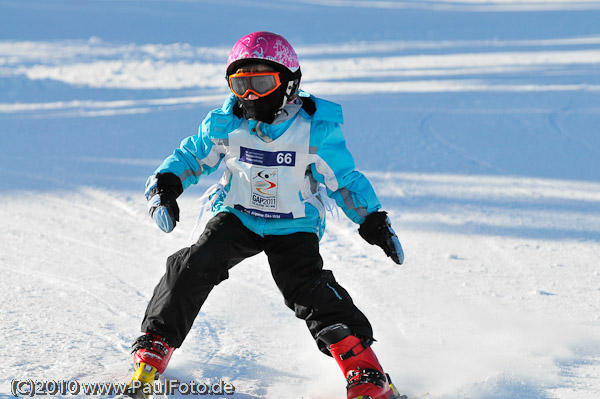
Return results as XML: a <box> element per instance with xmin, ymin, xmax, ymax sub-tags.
<box><xmin>141</xmin><ymin>212</ymin><xmax>373</xmax><ymax>352</ymax></box>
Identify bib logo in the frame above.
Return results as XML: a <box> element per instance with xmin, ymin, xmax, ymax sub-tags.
<box><xmin>251</xmin><ymin>167</ymin><xmax>278</xmax><ymax>209</ymax></box>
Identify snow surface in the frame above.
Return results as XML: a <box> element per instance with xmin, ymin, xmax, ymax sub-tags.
<box><xmin>1</xmin><ymin>1</ymin><xmax>600</xmax><ymax>398</ymax></box>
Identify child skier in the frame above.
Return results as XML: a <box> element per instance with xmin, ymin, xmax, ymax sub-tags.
<box><xmin>128</xmin><ymin>31</ymin><xmax>405</xmax><ymax>399</ymax></box>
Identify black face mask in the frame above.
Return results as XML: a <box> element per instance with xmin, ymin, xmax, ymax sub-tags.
<box><xmin>237</xmin><ymin>83</ymin><xmax>289</xmax><ymax>124</ymax></box>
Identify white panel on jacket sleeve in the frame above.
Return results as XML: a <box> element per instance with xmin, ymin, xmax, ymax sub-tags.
<box><xmin>311</xmin><ymin>154</ymin><xmax>339</xmax><ymax>192</ymax></box>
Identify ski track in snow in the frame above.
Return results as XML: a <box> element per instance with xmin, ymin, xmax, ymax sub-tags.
<box><xmin>2</xmin><ymin>1</ymin><xmax>600</xmax><ymax>398</ymax></box>
<box><xmin>548</xmin><ymin>103</ymin><xmax>600</xmax><ymax>158</ymax></box>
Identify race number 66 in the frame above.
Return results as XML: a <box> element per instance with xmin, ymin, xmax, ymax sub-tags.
<box><xmin>276</xmin><ymin>152</ymin><xmax>295</xmax><ymax>165</ymax></box>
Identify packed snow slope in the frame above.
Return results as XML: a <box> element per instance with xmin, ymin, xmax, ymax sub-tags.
<box><xmin>1</xmin><ymin>1</ymin><xmax>600</xmax><ymax>398</ymax></box>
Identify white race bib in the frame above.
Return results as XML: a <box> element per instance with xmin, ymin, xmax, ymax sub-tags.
<box><xmin>223</xmin><ymin>117</ymin><xmax>311</xmax><ymax>219</ymax></box>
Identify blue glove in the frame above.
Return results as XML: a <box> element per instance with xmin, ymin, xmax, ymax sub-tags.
<box><xmin>145</xmin><ymin>174</ymin><xmax>182</xmax><ymax>233</ymax></box>
<box><xmin>358</xmin><ymin>211</ymin><xmax>404</xmax><ymax>265</ymax></box>
<box><xmin>147</xmin><ymin>193</ymin><xmax>179</xmax><ymax>233</ymax></box>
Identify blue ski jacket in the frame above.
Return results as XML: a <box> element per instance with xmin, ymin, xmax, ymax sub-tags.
<box><xmin>149</xmin><ymin>91</ymin><xmax>381</xmax><ymax>239</ymax></box>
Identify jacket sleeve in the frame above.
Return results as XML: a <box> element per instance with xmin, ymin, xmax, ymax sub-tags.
<box><xmin>153</xmin><ymin>123</ymin><xmax>223</xmax><ymax>191</ymax></box>
<box><xmin>310</xmin><ymin>119</ymin><xmax>381</xmax><ymax>224</ymax></box>
<box><xmin>153</xmin><ymin>98</ymin><xmax>241</xmax><ymax>191</ymax></box>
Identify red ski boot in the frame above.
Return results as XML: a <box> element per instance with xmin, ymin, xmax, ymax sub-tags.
<box><xmin>318</xmin><ymin>324</ymin><xmax>403</xmax><ymax>399</ymax></box>
<box><xmin>127</xmin><ymin>333</ymin><xmax>175</xmax><ymax>398</ymax></box>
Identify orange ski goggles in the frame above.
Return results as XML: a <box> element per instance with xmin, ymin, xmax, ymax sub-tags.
<box><xmin>228</xmin><ymin>71</ymin><xmax>282</xmax><ymax>98</ymax></box>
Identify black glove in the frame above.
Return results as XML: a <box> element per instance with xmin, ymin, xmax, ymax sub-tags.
<box><xmin>358</xmin><ymin>211</ymin><xmax>404</xmax><ymax>265</ymax></box>
<box><xmin>145</xmin><ymin>173</ymin><xmax>183</xmax><ymax>233</ymax></box>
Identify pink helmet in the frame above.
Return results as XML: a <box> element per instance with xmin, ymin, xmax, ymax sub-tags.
<box><xmin>226</xmin><ymin>31</ymin><xmax>301</xmax><ymax>76</ymax></box>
